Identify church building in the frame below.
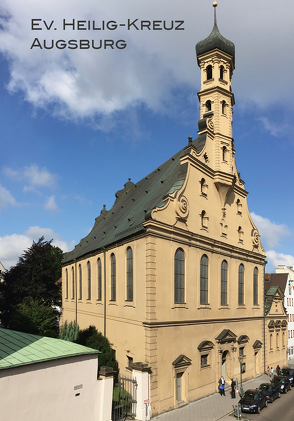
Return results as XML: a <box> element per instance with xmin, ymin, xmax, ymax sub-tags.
<box><xmin>62</xmin><ymin>4</ymin><xmax>284</xmax><ymax>416</ymax></box>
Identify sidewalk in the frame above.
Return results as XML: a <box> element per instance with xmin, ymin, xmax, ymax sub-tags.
<box><xmin>152</xmin><ymin>374</ymin><xmax>270</xmax><ymax>421</ymax></box>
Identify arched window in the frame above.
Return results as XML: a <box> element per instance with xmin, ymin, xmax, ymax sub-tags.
<box><xmin>97</xmin><ymin>258</ymin><xmax>102</xmax><ymax>301</ymax></box>
<box><xmin>87</xmin><ymin>261</ymin><xmax>91</xmax><ymax>300</ymax></box>
<box><xmin>220</xmin><ymin>65</ymin><xmax>224</xmax><ymax>80</ymax></box>
<box><xmin>200</xmin><ymin>255</ymin><xmax>208</xmax><ymax>305</ymax></box>
<box><xmin>221</xmin><ymin>260</ymin><xmax>227</xmax><ymax>306</ymax></box>
<box><xmin>200</xmin><ymin>178</ymin><xmax>208</xmax><ymax>196</ymax></box>
<box><xmin>221</xmin><ymin>101</ymin><xmax>226</xmax><ymax>115</ymax></box>
<box><xmin>205</xmin><ymin>100</ymin><xmax>212</xmax><ymax>112</ymax></box>
<box><xmin>201</xmin><ymin>210</ymin><xmax>208</xmax><ymax>228</ymax></box>
<box><xmin>282</xmin><ymin>332</ymin><xmax>285</xmax><ymax>348</ymax></box>
<box><xmin>222</xmin><ymin>146</ymin><xmax>227</xmax><ymax>161</ymax></box>
<box><xmin>276</xmin><ymin>333</ymin><xmax>279</xmax><ymax>348</ymax></box>
<box><xmin>253</xmin><ymin>267</ymin><xmax>258</xmax><ymax>306</ymax></box>
<box><xmin>206</xmin><ymin>65</ymin><xmax>212</xmax><ymax>80</ymax></box>
<box><xmin>174</xmin><ymin>248</ymin><xmax>185</xmax><ymax>303</ymax></box>
<box><xmin>238</xmin><ymin>226</ymin><xmax>244</xmax><ymax>243</ymax></box>
<box><xmin>270</xmin><ymin>333</ymin><xmax>273</xmax><ymax>349</ymax></box>
<box><xmin>79</xmin><ymin>264</ymin><xmax>82</xmax><ymax>300</ymax></box>
<box><xmin>126</xmin><ymin>247</ymin><xmax>133</xmax><ymax>301</ymax></box>
<box><xmin>238</xmin><ymin>264</ymin><xmax>244</xmax><ymax>305</ymax></box>
<box><xmin>65</xmin><ymin>269</ymin><xmax>68</xmax><ymax>299</ymax></box>
<box><xmin>71</xmin><ymin>266</ymin><xmax>75</xmax><ymax>300</ymax></box>
<box><xmin>111</xmin><ymin>253</ymin><xmax>116</xmax><ymax>301</ymax></box>
<box><xmin>236</xmin><ymin>199</ymin><xmax>242</xmax><ymax>215</ymax></box>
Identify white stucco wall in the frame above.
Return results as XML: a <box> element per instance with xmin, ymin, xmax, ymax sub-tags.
<box><xmin>0</xmin><ymin>354</ymin><xmax>112</xmax><ymax>421</ymax></box>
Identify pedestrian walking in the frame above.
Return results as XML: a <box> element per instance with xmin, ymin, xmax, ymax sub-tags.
<box><xmin>218</xmin><ymin>375</ymin><xmax>226</xmax><ymax>396</ymax></box>
<box><xmin>231</xmin><ymin>378</ymin><xmax>236</xmax><ymax>398</ymax></box>
<box><xmin>267</xmin><ymin>366</ymin><xmax>270</xmax><ymax>376</ymax></box>
<box><xmin>276</xmin><ymin>365</ymin><xmax>280</xmax><ymax>375</ymax></box>
<box><xmin>270</xmin><ymin>367</ymin><xmax>274</xmax><ymax>377</ymax></box>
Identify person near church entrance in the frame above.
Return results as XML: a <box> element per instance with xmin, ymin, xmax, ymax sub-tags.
<box><xmin>231</xmin><ymin>378</ymin><xmax>236</xmax><ymax>398</ymax></box>
<box><xmin>270</xmin><ymin>367</ymin><xmax>274</xmax><ymax>377</ymax></box>
<box><xmin>218</xmin><ymin>376</ymin><xmax>226</xmax><ymax>396</ymax></box>
<box><xmin>276</xmin><ymin>365</ymin><xmax>280</xmax><ymax>375</ymax></box>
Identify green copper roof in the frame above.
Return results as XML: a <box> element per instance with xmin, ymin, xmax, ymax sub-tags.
<box><xmin>63</xmin><ymin>136</ymin><xmax>206</xmax><ymax>264</ymax></box>
<box><xmin>0</xmin><ymin>328</ymin><xmax>99</xmax><ymax>370</ymax></box>
<box><xmin>196</xmin><ymin>9</ymin><xmax>235</xmax><ymax>65</ymax></box>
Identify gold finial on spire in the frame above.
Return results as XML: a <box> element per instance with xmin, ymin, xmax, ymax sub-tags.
<box><xmin>213</xmin><ymin>1</ymin><xmax>218</xmax><ymax>7</ymax></box>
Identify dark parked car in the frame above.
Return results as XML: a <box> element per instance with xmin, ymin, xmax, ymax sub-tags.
<box><xmin>271</xmin><ymin>375</ymin><xmax>291</xmax><ymax>393</ymax></box>
<box><xmin>239</xmin><ymin>389</ymin><xmax>268</xmax><ymax>414</ymax></box>
<box><xmin>280</xmin><ymin>368</ymin><xmax>294</xmax><ymax>385</ymax></box>
<box><xmin>258</xmin><ymin>383</ymin><xmax>281</xmax><ymax>402</ymax></box>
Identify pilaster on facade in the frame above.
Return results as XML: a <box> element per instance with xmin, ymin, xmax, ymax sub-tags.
<box><xmin>145</xmin><ymin>237</ymin><xmax>157</xmax><ymax>322</ymax></box>
<box><xmin>145</xmin><ymin>327</ymin><xmax>158</xmax><ymax>413</ymax></box>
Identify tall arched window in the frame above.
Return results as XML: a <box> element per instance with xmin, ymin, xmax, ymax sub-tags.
<box><xmin>79</xmin><ymin>264</ymin><xmax>82</xmax><ymax>300</ymax></box>
<box><xmin>174</xmin><ymin>248</ymin><xmax>185</xmax><ymax>303</ymax></box>
<box><xmin>220</xmin><ymin>65</ymin><xmax>224</xmax><ymax>80</ymax></box>
<box><xmin>71</xmin><ymin>266</ymin><xmax>75</xmax><ymax>300</ymax></box>
<box><xmin>221</xmin><ymin>101</ymin><xmax>226</xmax><ymax>115</ymax></box>
<box><xmin>111</xmin><ymin>253</ymin><xmax>116</xmax><ymax>301</ymax></box>
<box><xmin>87</xmin><ymin>261</ymin><xmax>91</xmax><ymax>300</ymax></box>
<box><xmin>97</xmin><ymin>258</ymin><xmax>102</xmax><ymax>301</ymax></box>
<box><xmin>238</xmin><ymin>264</ymin><xmax>244</xmax><ymax>305</ymax></box>
<box><xmin>276</xmin><ymin>333</ymin><xmax>279</xmax><ymax>348</ymax></box>
<box><xmin>205</xmin><ymin>100</ymin><xmax>212</xmax><ymax>112</ymax></box>
<box><xmin>253</xmin><ymin>267</ymin><xmax>258</xmax><ymax>306</ymax></box>
<box><xmin>221</xmin><ymin>260</ymin><xmax>227</xmax><ymax>306</ymax></box>
<box><xmin>200</xmin><ymin>255</ymin><xmax>208</xmax><ymax>305</ymax></box>
<box><xmin>126</xmin><ymin>247</ymin><xmax>133</xmax><ymax>301</ymax></box>
<box><xmin>65</xmin><ymin>269</ymin><xmax>68</xmax><ymax>299</ymax></box>
<box><xmin>206</xmin><ymin>65</ymin><xmax>212</xmax><ymax>80</ymax></box>
<box><xmin>270</xmin><ymin>333</ymin><xmax>273</xmax><ymax>349</ymax></box>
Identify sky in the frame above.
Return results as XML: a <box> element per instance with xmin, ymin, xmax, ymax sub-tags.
<box><xmin>0</xmin><ymin>0</ymin><xmax>294</xmax><ymax>273</ymax></box>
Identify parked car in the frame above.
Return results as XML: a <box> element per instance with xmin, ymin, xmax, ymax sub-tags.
<box><xmin>239</xmin><ymin>389</ymin><xmax>268</xmax><ymax>414</ymax></box>
<box><xmin>258</xmin><ymin>383</ymin><xmax>280</xmax><ymax>403</ymax></box>
<box><xmin>280</xmin><ymin>368</ymin><xmax>294</xmax><ymax>385</ymax></box>
<box><xmin>271</xmin><ymin>375</ymin><xmax>291</xmax><ymax>393</ymax></box>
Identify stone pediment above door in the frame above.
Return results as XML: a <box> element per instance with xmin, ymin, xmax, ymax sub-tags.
<box><xmin>215</xmin><ymin>329</ymin><xmax>237</xmax><ymax>344</ymax></box>
<box><xmin>172</xmin><ymin>354</ymin><xmax>192</xmax><ymax>368</ymax></box>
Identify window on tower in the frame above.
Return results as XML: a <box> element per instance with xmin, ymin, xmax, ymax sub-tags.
<box><xmin>206</xmin><ymin>65</ymin><xmax>212</xmax><ymax>80</ymax></box>
<box><xmin>220</xmin><ymin>65</ymin><xmax>224</xmax><ymax>80</ymax></box>
<box><xmin>205</xmin><ymin>100</ymin><xmax>212</xmax><ymax>112</ymax></box>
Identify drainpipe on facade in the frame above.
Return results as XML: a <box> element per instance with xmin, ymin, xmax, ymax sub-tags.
<box><xmin>103</xmin><ymin>248</ymin><xmax>106</xmax><ymax>337</ymax></box>
<box><xmin>75</xmin><ymin>258</ymin><xmax>77</xmax><ymax>324</ymax></box>
<box><xmin>263</xmin><ymin>261</ymin><xmax>266</xmax><ymax>374</ymax></box>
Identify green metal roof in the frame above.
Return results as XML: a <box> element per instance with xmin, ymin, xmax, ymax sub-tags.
<box><xmin>0</xmin><ymin>328</ymin><xmax>99</xmax><ymax>370</ymax></box>
<box><xmin>63</xmin><ymin>136</ymin><xmax>206</xmax><ymax>264</ymax></box>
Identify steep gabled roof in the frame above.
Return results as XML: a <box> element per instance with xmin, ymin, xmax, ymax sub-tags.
<box><xmin>264</xmin><ymin>273</ymin><xmax>289</xmax><ymax>294</ymax></box>
<box><xmin>63</xmin><ymin>136</ymin><xmax>206</xmax><ymax>264</ymax></box>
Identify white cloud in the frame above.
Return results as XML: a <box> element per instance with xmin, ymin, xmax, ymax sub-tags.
<box><xmin>0</xmin><ymin>226</ymin><xmax>75</xmax><ymax>269</ymax></box>
<box><xmin>266</xmin><ymin>250</ymin><xmax>294</xmax><ymax>270</ymax></box>
<box><xmin>4</xmin><ymin>164</ymin><xmax>57</xmax><ymax>190</ymax></box>
<box><xmin>0</xmin><ymin>0</ymin><xmax>293</xmax><ymax>125</ymax></box>
<box><xmin>257</xmin><ymin>116</ymin><xmax>290</xmax><ymax>138</ymax></box>
<box><xmin>0</xmin><ymin>183</ymin><xmax>18</xmax><ymax>210</ymax></box>
<box><xmin>251</xmin><ymin>212</ymin><xmax>290</xmax><ymax>249</ymax></box>
<box><xmin>44</xmin><ymin>195</ymin><xmax>59</xmax><ymax>214</ymax></box>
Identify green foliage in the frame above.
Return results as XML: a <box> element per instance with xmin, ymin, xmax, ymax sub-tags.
<box><xmin>0</xmin><ymin>236</ymin><xmax>63</xmax><ymax>329</ymax></box>
<box><xmin>10</xmin><ymin>298</ymin><xmax>59</xmax><ymax>337</ymax></box>
<box><xmin>76</xmin><ymin>325</ymin><xmax>118</xmax><ymax>370</ymax></box>
<box><xmin>60</xmin><ymin>320</ymin><xmax>80</xmax><ymax>342</ymax></box>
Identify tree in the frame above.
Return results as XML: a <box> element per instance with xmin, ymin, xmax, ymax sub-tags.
<box><xmin>60</xmin><ymin>320</ymin><xmax>80</xmax><ymax>342</ymax></box>
<box><xmin>76</xmin><ymin>325</ymin><xmax>118</xmax><ymax>371</ymax></box>
<box><xmin>0</xmin><ymin>237</ymin><xmax>63</xmax><ymax>330</ymax></box>
<box><xmin>10</xmin><ymin>298</ymin><xmax>59</xmax><ymax>337</ymax></box>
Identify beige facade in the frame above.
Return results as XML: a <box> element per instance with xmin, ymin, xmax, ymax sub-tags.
<box><xmin>62</xmin><ymin>7</ymin><xmax>285</xmax><ymax>416</ymax></box>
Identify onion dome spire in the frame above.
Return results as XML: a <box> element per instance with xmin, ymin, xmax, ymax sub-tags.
<box><xmin>196</xmin><ymin>2</ymin><xmax>235</xmax><ymax>66</ymax></box>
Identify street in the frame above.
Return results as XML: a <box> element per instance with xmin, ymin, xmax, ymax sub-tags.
<box><xmin>243</xmin><ymin>389</ymin><xmax>294</xmax><ymax>421</ymax></box>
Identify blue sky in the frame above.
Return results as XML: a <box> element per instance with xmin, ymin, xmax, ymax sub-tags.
<box><xmin>1</xmin><ymin>0</ymin><xmax>294</xmax><ymax>272</ymax></box>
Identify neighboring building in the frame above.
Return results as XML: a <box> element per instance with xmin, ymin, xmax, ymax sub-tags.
<box><xmin>0</xmin><ymin>328</ymin><xmax>113</xmax><ymax>421</ymax></box>
<box><xmin>264</xmin><ymin>286</ymin><xmax>288</xmax><ymax>369</ymax></box>
<box><xmin>61</xmin><ymin>5</ymin><xmax>281</xmax><ymax>416</ymax></box>
<box><xmin>265</xmin><ymin>270</ymin><xmax>294</xmax><ymax>359</ymax></box>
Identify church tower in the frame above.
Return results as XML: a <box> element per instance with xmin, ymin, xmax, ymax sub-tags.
<box><xmin>196</xmin><ymin>2</ymin><xmax>235</xmax><ymax>175</ymax></box>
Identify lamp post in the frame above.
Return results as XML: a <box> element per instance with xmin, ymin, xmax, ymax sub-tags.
<box><xmin>238</xmin><ymin>355</ymin><xmax>244</xmax><ymax>397</ymax></box>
